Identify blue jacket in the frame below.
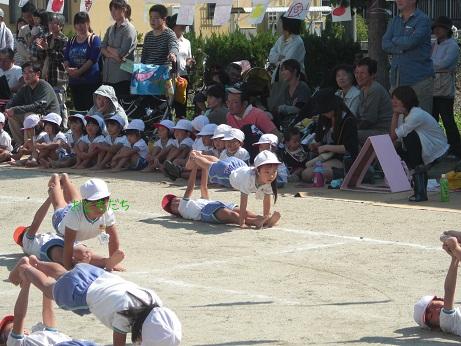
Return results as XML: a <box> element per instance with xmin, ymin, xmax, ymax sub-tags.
<box><xmin>382</xmin><ymin>9</ymin><xmax>434</xmax><ymax>86</ymax></box>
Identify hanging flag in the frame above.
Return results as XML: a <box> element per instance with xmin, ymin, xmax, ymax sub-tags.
<box><xmin>18</xmin><ymin>0</ymin><xmax>30</xmax><ymax>7</ymax></box>
<box><xmin>248</xmin><ymin>0</ymin><xmax>269</xmax><ymax>25</ymax></box>
<box><xmin>176</xmin><ymin>0</ymin><xmax>195</xmax><ymax>26</ymax></box>
<box><xmin>46</xmin><ymin>0</ymin><xmax>65</xmax><ymax>14</ymax></box>
<box><xmin>332</xmin><ymin>4</ymin><xmax>351</xmax><ymax>22</ymax></box>
<box><xmin>213</xmin><ymin>4</ymin><xmax>232</xmax><ymax>26</ymax></box>
<box><xmin>80</xmin><ymin>0</ymin><xmax>93</xmax><ymax>12</ymax></box>
<box><xmin>283</xmin><ymin>0</ymin><xmax>310</xmax><ymax>20</ymax></box>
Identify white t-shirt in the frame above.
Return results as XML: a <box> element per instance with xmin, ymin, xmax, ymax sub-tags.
<box><xmin>57</xmin><ymin>203</ymin><xmax>116</xmax><ymax>242</ymax></box>
<box><xmin>0</xmin><ymin>64</ymin><xmax>22</xmax><ymax>89</ymax></box>
<box><xmin>22</xmin><ymin>231</ymin><xmax>63</xmax><ymax>258</ymax></box>
<box><xmin>79</xmin><ymin>134</ymin><xmax>105</xmax><ymax>145</ymax></box>
<box><xmin>86</xmin><ymin>271</ymin><xmax>162</xmax><ymax>333</ymax></box>
<box><xmin>178</xmin><ymin>198</ymin><xmax>209</xmax><ymax>221</ymax></box>
<box><xmin>64</xmin><ymin>131</ymin><xmax>83</xmax><ymax>153</ymax></box>
<box><xmin>440</xmin><ymin>308</ymin><xmax>461</xmax><ymax>336</ymax></box>
<box><xmin>7</xmin><ymin>330</ymin><xmax>71</xmax><ymax>346</ymax></box>
<box><xmin>192</xmin><ymin>137</ymin><xmax>214</xmax><ymax>152</ymax></box>
<box><xmin>104</xmin><ymin>134</ymin><xmax>127</xmax><ymax>146</ymax></box>
<box><xmin>36</xmin><ymin>132</ymin><xmax>67</xmax><ymax>145</ymax></box>
<box><xmin>154</xmin><ymin>138</ymin><xmax>175</xmax><ymax>149</ymax></box>
<box><xmin>219</xmin><ymin>147</ymin><xmax>250</xmax><ymax>162</ymax></box>
<box><xmin>124</xmin><ymin>138</ymin><xmax>148</xmax><ymax>159</ymax></box>
<box><xmin>0</xmin><ymin>129</ymin><xmax>13</xmax><ymax>152</ymax></box>
<box><xmin>177</xmin><ymin>36</ymin><xmax>192</xmax><ymax>76</ymax></box>
<box><xmin>229</xmin><ymin>166</ymin><xmax>273</xmax><ymax>199</ymax></box>
<box><xmin>172</xmin><ymin>137</ymin><xmax>194</xmax><ymax>149</ymax></box>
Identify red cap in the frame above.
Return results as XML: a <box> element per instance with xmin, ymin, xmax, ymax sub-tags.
<box><xmin>161</xmin><ymin>194</ymin><xmax>177</xmax><ymax>214</ymax></box>
<box><xmin>13</xmin><ymin>226</ymin><xmax>28</xmax><ymax>246</ymax></box>
<box><xmin>0</xmin><ymin>315</ymin><xmax>13</xmax><ymax>334</ymax></box>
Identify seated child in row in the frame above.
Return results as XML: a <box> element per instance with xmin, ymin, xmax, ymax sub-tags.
<box><xmin>253</xmin><ymin>133</ymin><xmax>288</xmax><ymax>188</ymax></box>
<box><xmin>33</xmin><ymin>113</ymin><xmax>67</xmax><ymax>168</ymax></box>
<box><xmin>87</xmin><ymin>85</ymin><xmax>128</xmax><ymax>126</ymax></box>
<box><xmin>91</xmin><ymin>114</ymin><xmax>127</xmax><ymax>170</ymax></box>
<box><xmin>0</xmin><ymin>112</ymin><xmax>13</xmax><ymax>163</ymax></box>
<box><xmin>279</xmin><ymin>127</ymin><xmax>308</xmax><ymax>182</ymax></box>
<box><xmin>72</xmin><ymin>114</ymin><xmax>105</xmax><ymax>169</ymax></box>
<box><xmin>111</xmin><ymin>119</ymin><xmax>148</xmax><ymax>171</ymax></box>
<box><xmin>191</xmin><ymin>115</ymin><xmax>209</xmax><ymax>151</ymax></box>
<box><xmin>162</xmin><ymin>163</ymin><xmax>272</xmax><ymax>228</ymax></box>
<box><xmin>143</xmin><ymin>119</ymin><xmax>176</xmax><ymax>172</ymax></box>
<box><xmin>51</xmin><ymin>114</ymin><xmax>87</xmax><ymax>168</ymax></box>
<box><xmin>10</xmin><ymin>114</ymin><xmax>42</xmax><ymax>166</ymax></box>
<box><xmin>220</xmin><ymin>128</ymin><xmax>250</xmax><ymax>164</ymax></box>
<box><xmin>211</xmin><ymin>124</ymin><xmax>232</xmax><ymax>158</ymax></box>
<box><xmin>162</xmin><ymin>119</ymin><xmax>194</xmax><ymax>179</ymax></box>
<box><xmin>186</xmin><ymin>150</ymin><xmax>282</xmax><ymax>228</ymax></box>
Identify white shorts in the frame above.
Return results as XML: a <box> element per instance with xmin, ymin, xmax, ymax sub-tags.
<box><xmin>22</xmin><ymin>231</ymin><xmax>64</xmax><ymax>258</ymax></box>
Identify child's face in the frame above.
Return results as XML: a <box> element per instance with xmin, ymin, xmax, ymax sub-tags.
<box><xmin>95</xmin><ymin>95</ymin><xmax>110</xmax><ymax>112</ymax></box>
<box><xmin>196</xmin><ymin>101</ymin><xmax>206</xmax><ymax>112</ymax></box>
<box><xmin>213</xmin><ymin>138</ymin><xmax>225</xmax><ymax>151</ymax></box>
<box><xmin>202</xmin><ymin>135</ymin><xmax>213</xmax><ymax>147</ymax></box>
<box><xmin>174</xmin><ymin>129</ymin><xmax>187</xmax><ymax>141</ymax></box>
<box><xmin>33</xmin><ymin>15</ymin><xmax>41</xmax><ymax>26</ymax></box>
<box><xmin>126</xmin><ymin>131</ymin><xmax>140</xmax><ymax>144</ymax></box>
<box><xmin>258</xmin><ymin>143</ymin><xmax>271</xmax><ymax>152</ymax></box>
<box><xmin>286</xmin><ymin>134</ymin><xmax>301</xmax><ymax>152</ymax></box>
<box><xmin>149</xmin><ymin>11</ymin><xmax>165</xmax><ymax>31</ymax></box>
<box><xmin>0</xmin><ymin>122</ymin><xmax>4</xmax><ymax>131</ymax></box>
<box><xmin>224</xmin><ymin>139</ymin><xmax>241</xmax><ymax>154</ymax></box>
<box><xmin>44</xmin><ymin>122</ymin><xmax>54</xmax><ymax>135</ymax></box>
<box><xmin>207</xmin><ymin>95</ymin><xmax>221</xmax><ymax>109</ymax></box>
<box><xmin>257</xmin><ymin>164</ymin><xmax>278</xmax><ymax>184</ymax></box>
<box><xmin>83</xmin><ymin>197</ymin><xmax>109</xmax><ymax>217</ymax></box>
<box><xmin>425</xmin><ymin>299</ymin><xmax>444</xmax><ymax>328</ymax></box>
<box><xmin>48</xmin><ymin>19</ymin><xmax>62</xmax><ymax>35</ymax></box>
<box><xmin>107</xmin><ymin>122</ymin><xmax>121</xmax><ymax>137</ymax></box>
<box><xmin>170</xmin><ymin>197</ymin><xmax>180</xmax><ymax>215</ymax></box>
<box><xmin>69</xmin><ymin>119</ymin><xmax>83</xmax><ymax>133</ymax></box>
<box><xmin>157</xmin><ymin>126</ymin><xmax>169</xmax><ymax>139</ymax></box>
<box><xmin>73</xmin><ymin>245</ymin><xmax>92</xmax><ymax>264</ymax></box>
<box><xmin>86</xmin><ymin>122</ymin><xmax>99</xmax><ymax>137</ymax></box>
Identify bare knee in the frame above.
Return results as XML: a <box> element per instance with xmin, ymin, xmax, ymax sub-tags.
<box><xmin>301</xmin><ymin>168</ymin><xmax>313</xmax><ymax>182</ymax></box>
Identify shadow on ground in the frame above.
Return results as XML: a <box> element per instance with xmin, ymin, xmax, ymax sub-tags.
<box><xmin>0</xmin><ymin>252</ymin><xmax>24</xmax><ymax>271</ymax></box>
<box><xmin>194</xmin><ymin>341</ymin><xmax>280</xmax><ymax>346</ymax></box>
<box><xmin>138</xmin><ymin>215</ymin><xmax>234</xmax><ymax>235</ymax></box>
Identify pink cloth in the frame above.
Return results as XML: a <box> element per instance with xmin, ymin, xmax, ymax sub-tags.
<box><xmin>226</xmin><ymin>107</ymin><xmax>276</xmax><ymax>134</ymax></box>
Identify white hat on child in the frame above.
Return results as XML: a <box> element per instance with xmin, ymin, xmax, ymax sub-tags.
<box><xmin>80</xmin><ymin>178</ymin><xmax>111</xmax><ymax>201</ymax></box>
<box><xmin>191</xmin><ymin>115</ymin><xmax>209</xmax><ymax>132</ymax></box>
<box><xmin>141</xmin><ymin>307</ymin><xmax>182</xmax><ymax>346</ymax></box>
<box><xmin>222</xmin><ymin>128</ymin><xmax>245</xmax><ymax>143</ymax></box>
<box><xmin>0</xmin><ymin>9</ymin><xmax>4</xmax><ymax>18</ymax></box>
<box><xmin>68</xmin><ymin>114</ymin><xmax>87</xmax><ymax>127</ymax></box>
<box><xmin>106</xmin><ymin>114</ymin><xmax>127</xmax><ymax>129</ymax></box>
<box><xmin>22</xmin><ymin>114</ymin><xmax>41</xmax><ymax>130</ymax></box>
<box><xmin>414</xmin><ymin>295</ymin><xmax>436</xmax><ymax>329</ymax></box>
<box><xmin>42</xmin><ymin>113</ymin><xmax>62</xmax><ymax>126</ymax></box>
<box><xmin>211</xmin><ymin>124</ymin><xmax>231</xmax><ymax>139</ymax></box>
<box><xmin>253</xmin><ymin>133</ymin><xmax>278</xmax><ymax>146</ymax></box>
<box><xmin>198</xmin><ymin>123</ymin><xmax>217</xmax><ymax>136</ymax></box>
<box><xmin>173</xmin><ymin>119</ymin><xmax>193</xmax><ymax>132</ymax></box>
<box><xmin>85</xmin><ymin>114</ymin><xmax>106</xmax><ymax>131</ymax></box>
<box><xmin>254</xmin><ymin>150</ymin><xmax>281</xmax><ymax>168</ymax></box>
<box><xmin>126</xmin><ymin>119</ymin><xmax>145</xmax><ymax>132</ymax></box>
<box><xmin>0</xmin><ymin>112</ymin><xmax>5</xmax><ymax>123</ymax></box>
<box><xmin>154</xmin><ymin>120</ymin><xmax>175</xmax><ymax>132</ymax></box>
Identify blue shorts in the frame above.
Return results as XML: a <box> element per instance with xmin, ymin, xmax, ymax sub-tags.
<box><xmin>40</xmin><ymin>238</ymin><xmax>65</xmax><ymax>262</ymax></box>
<box><xmin>53</xmin><ymin>263</ymin><xmax>105</xmax><ymax>316</ymax></box>
<box><xmin>130</xmin><ymin>157</ymin><xmax>148</xmax><ymax>170</ymax></box>
<box><xmin>200</xmin><ymin>201</ymin><xmax>236</xmax><ymax>224</ymax></box>
<box><xmin>208</xmin><ymin>157</ymin><xmax>247</xmax><ymax>187</ymax></box>
<box><xmin>52</xmin><ymin>204</ymin><xmax>72</xmax><ymax>233</ymax></box>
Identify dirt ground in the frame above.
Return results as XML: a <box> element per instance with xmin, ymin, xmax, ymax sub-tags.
<box><xmin>1</xmin><ymin>166</ymin><xmax>461</xmax><ymax>346</ymax></box>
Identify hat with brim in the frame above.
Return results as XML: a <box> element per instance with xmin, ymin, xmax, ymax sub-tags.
<box><xmin>13</xmin><ymin>226</ymin><xmax>28</xmax><ymax>246</ymax></box>
<box><xmin>414</xmin><ymin>295</ymin><xmax>436</xmax><ymax>329</ymax></box>
<box><xmin>0</xmin><ymin>315</ymin><xmax>14</xmax><ymax>334</ymax></box>
<box><xmin>68</xmin><ymin>114</ymin><xmax>87</xmax><ymax>127</ymax></box>
<box><xmin>162</xmin><ymin>194</ymin><xmax>177</xmax><ymax>214</ymax></box>
<box><xmin>154</xmin><ymin>120</ymin><xmax>175</xmax><ymax>133</ymax></box>
<box><xmin>432</xmin><ymin>16</ymin><xmax>453</xmax><ymax>31</ymax></box>
<box><xmin>105</xmin><ymin>115</ymin><xmax>126</xmax><ymax>129</ymax></box>
<box><xmin>42</xmin><ymin>112</ymin><xmax>62</xmax><ymax>126</ymax></box>
<box><xmin>21</xmin><ymin>114</ymin><xmax>41</xmax><ymax>130</ymax></box>
<box><xmin>252</xmin><ymin>133</ymin><xmax>278</xmax><ymax>146</ymax></box>
<box><xmin>85</xmin><ymin>114</ymin><xmax>106</xmax><ymax>131</ymax></box>
<box><xmin>80</xmin><ymin>178</ymin><xmax>111</xmax><ymax>201</ymax></box>
<box><xmin>254</xmin><ymin>150</ymin><xmax>281</xmax><ymax>168</ymax></box>
<box><xmin>141</xmin><ymin>307</ymin><xmax>182</xmax><ymax>346</ymax></box>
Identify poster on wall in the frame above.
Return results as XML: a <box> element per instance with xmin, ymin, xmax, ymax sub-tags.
<box><xmin>332</xmin><ymin>3</ymin><xmax>352</xmax><ymax>22</ymax></box>
<box><xmin>283</xmin><ymin>0</ymin><xmax>311</xmax><ymax>20</ymax></box>
<box><xmin>46</xmin><ymin>0</ymin><xmax>65</xmax><ymax>13</ymax></box>
<box><xmin>80</xmin><ymin>0</ymin><xmax>93</xmax><ymax>13</ymax></box>
<box><xmin>248</xmin><ymin>0</ymin><xmax>270</xmax><ymax>25</ymax></box>
<box><xmin>177</xmin><ymin>0</ymin><xmax>195</xmax><ymax>25</ymax></box>
<box><xmin>213</xmin><ymin>5</ymin><xmax>232</xmax><ymax>26</ymax></box>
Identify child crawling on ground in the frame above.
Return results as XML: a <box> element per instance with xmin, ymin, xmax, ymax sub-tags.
<box><xmin>162</xmin><ymin>164</ymin><xmax>280</xmax><ymax>228</ymax></box>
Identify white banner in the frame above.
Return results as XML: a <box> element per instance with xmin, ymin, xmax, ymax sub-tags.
<box><xmin>18</xmin><ymin>0</ymin><xmax>29</xmax><ymax>7</ymax></box>
<box><xmin>284</xmin><ymin>0</ymin><xmax>311</xmax><ymax>20</ymax></box>
<box><xmin>332</xmin><ymin>4</ymin><xmax>351</xmax><ymax>22</ymax></box>
<box><xmin>212</xmin><ymin>4</ymin><xmax>232</xmax><ymax>26</ymax></box>
<box><xmin>176</xmin><ymin>0</ymin><xmax>195</xmax><ymax>25</ymax></box>
<box><xmin>80</xmin><ymin>0</ymin><xmax>94</xmax><ymax>12</ymax></box>
<box><xmin>46</xmin><ymin>0</ymin><xmax>65</xmax><ymax>14</ymax></box>
<box><xmin>248</xmin><ymin>0</ymin><xmax>269</xmax><ymax>25</ymax></box>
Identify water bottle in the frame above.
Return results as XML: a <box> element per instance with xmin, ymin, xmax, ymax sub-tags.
<box><xmin>440</xmin><ymin>174</ymin><xmax>449</xmax><ymax>202</ymax></box>
<box><xmin>313</xmin><ymin>161</ymin><xmax>325</xmax><ymax>187</ymax></box>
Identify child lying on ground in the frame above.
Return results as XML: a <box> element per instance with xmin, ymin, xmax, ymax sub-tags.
<box><xmin>8</xmin><ymin>258</ymin><xmax>181</xmax><ymax>346</ymax></box>
<box><xmin>162</xmin><ymin>164</ymin><xmax>278</xmax><ymax>228</ymax></box>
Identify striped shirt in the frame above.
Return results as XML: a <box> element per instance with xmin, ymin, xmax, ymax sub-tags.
<box><xmin>141</xmin><ymin>28</ymin><xmax>179</xmax><ymax>65</ymax></box>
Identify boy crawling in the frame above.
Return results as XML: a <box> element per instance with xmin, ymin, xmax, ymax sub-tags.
<box><xmin>162</xmin><ymin>165</ymin><xmax>280</xmax><ymax>228</ymax></box>
<box><xmin>414</xmin><ymin>230</ymin><xmax>461</xmax><ymax>335</ymax></box>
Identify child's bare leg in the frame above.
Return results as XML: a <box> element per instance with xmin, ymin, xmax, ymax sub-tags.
<box><xmin>103</xmin><ymin>249</ymin><xmax>125</xmax><ymax>271</ymax></box>
<box><xmin>27</xmin><ymin>196</ymin><xmax>52</xmax><ymax>237</ymax></box>
<box><xmin>29</xmin><ymin>255</ymin><xmax>67</xmax><ymax>279</ymax></box>
<box><xmin>9</xmin><ymin>256</ymin><xmax>30</xmax><ymax>285</ymax></box>
<box><xmin>214</xmin><ymin>208</ymin><xmax>241</xmax><ymax>224</ymax></box>
<box><xmin>60</xmin><ymin>173</ymin><xmax>81</xmax><ymax>204</ymax></box>
<box><xmin>48</xmin><ymin>174</ymin><xmax>67</xmax><ymax>210</ymax></box>
<box><xmin>200</xmin><ymin>165</ymin><xmax>210</xmax><ymax>199</ymax></box>
<box><xmin>20</xmin><ymin>262</ymin><xmax>57</xmax><ymax>300</ymax></box>
<box><xmin>263</xmin><ymin>211</ymin><xmax>281</xmax><ymax>228</ymax></box>
<box><xmin>112</xmin><ymin>156</ymin><xmax>130</xmax><ymax>171</ymax></box>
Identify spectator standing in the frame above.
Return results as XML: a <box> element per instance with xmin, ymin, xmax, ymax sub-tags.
<box><xmin>101</xmin><ymin>0</ymin><xmax>136</xmax><ymax>99</ymax></box>
<box><xmin>431</xmin><ymin>16</ymin><xmax>461</xmax><ymax>158</ymax></box>
<box><xmin>0</xmin><ymin>8</ymin><xmax>14</xmax><ymax>50</ymax></box>
<box><xmin>382</xmin><ymin>0</ymin><xmax>434</xmax><ymax>113</ymax></box>
<box><xmin>333</xmin><ymin>64</ymin><xmax>360</xmax><ymax>116</ymax></box>
<box><xmin>13</xmin><ymin>17</ymin><xmax>27</xmax><ymax>67</ymax></box>
<box><xmin>64</xmin><ymin>12</ymin><xmax>101</xmax><ymax>111</ymax></box>
<box><xmin>0</xmin><ymin>48</ymin><xmax>24</xmax><ymax>93</ymax></box>
<box><xmin>15</xmin><ymin>2</ymin><xmax>36</xmax><ymax>65</ymax></box>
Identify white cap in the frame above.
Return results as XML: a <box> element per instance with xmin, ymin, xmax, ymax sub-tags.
<box><xmin>106</xmin><ymin>114</ymin><xmax>127</xmax><ymax>129</ymax></box>
<box><xmin>141</xmin><ymin>307</ymin><xmax>182</xmax><ymax>346</ymax></box>
<box><xmin>0</xmin><ymin>9</ymin><xmax>4</xmax><ymax>18</ymax></box>
<box><xmin>191</xmin><ymin>115</ymin><xmax>209</xmax><ymax>132</ymax></box>
<box><xmin>68</xmin><ymin>113</ymin><xmax>87</xmax><ymax>127</ymax></box>
<box><xmin>253</xmin><ymin>133</ymin><xmax>278</xmax><ymax>146</ymax></box>
<box><xmin>80</xmin><ymin>178</ymin><xmax>111</xmax><ymax>201</ymax></box>
<box><xmin>254</xmin><ymin>150</ymin><xmax>281</xmax><ymax>168</ymax></box>
<box><xmin>154</xmin><ymin>120</ymin><xmax>175</xmax><ymax>133</ymax></box>
<box><xmin>22</xmin><ymin>114</ymin><xmax>41</xmax><ymax>129</ymax></box>
<box><xmin>0</xmin><ymin>112</ymin><xmax>5</xmax><ymax>123</ymax></box>
<box><xmin>211</xmin><ymin>124</ymin><xmax>232</xmax><ymax>139</ymax></box>
<box><xmin>222</xmin><ymin>128</ymin><xmax>245</xmax><ymax>143</ymax></box>
<box><xmin>173</xmin><ymin>119</ymin><xmax>193</xmax><ymax>132</ymax></box>
<box><xmin>85</xmin><ymin>114</ymin><xmax>106</xmax><ymax>131</ymax></box>
<box><xmin>42</xmin><ymin>112</ymin><xmax>62</xmax><ymax>126</ymax></box>
<box><xmin>414</xmin><ymin>295</ymin><xmax>435</xmax><ymax>329</ymax></box>
<box><xmin>126</xmin><ymin>119</ymin><xmax>145</xmax><ymax>132</ymax></box>
<box><xmin>197</xmin><ymin>123</ymin><xmax>217</xmax><ymax>136</ymax></box>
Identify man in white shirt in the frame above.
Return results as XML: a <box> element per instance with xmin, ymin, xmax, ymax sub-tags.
<box><xmin>0</xmin><ymin>9</ymin><xmax>14</xmax><ymax>51</ymax></box>
<box><xmin>0</xmin><ymin>48</ymin><xmax>24</xmax><ymax>93</ymax></box>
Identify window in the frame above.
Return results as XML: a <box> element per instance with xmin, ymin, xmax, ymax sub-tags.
<box><xmin>9</xmin><ymin>0</ymin><xmax>70</xmax><ymax>25</ymax></box>
<box><xmin>207</xmin><ymin>3</ymin><xmax>216</xmax><ymax>20</ymax></box>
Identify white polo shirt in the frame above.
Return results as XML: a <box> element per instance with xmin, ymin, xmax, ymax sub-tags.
<box><xmin>440</xmin><ymin>308</ymin><xmax>461</xmax><ymax>336</ymax></box>
<box><xmin>79</xmin><ymin>135</ymin><xmax>105</xmax><ymax>145</ymax></box>
<box><xmin>0</xmin><ymin>129</ymin><xmax>13</xmax><ymax>152</ymax></box>
<box><xmin>104</xmin><ymin>134</ymin><xmax>127</xmax><ymax>146</ymax></box>
<box><xmin>172</xmin><ymin>137</ymin><xmax>194</xmax><ymax>149</ymax></box>
<box><xmin>124</xmin><ymin>138</ymin><xmax>148</xmax><ymax>159</ymax></box>
<box><xmin>178</xmin><ymin>198</ymin><xmax>209</xmax><ymax>220</ymax></box>
<box><xmin>36</xmin><ymin>132</ymin><xmax>67</xmax><ymax>145</ymax></box>
<box><xmin>7</xmin><ymin>330</ymin><xmax>71</xmax><ymax>346</ymax></box>
<box><xmin>229</xmin><ymin>166</ymin><xmax>273</xmax><ymax>199</ymax></box>
<box><xmin>154</xmin><ymin>138</ymin><xmax>175</xmax><ymax>149</ymax></box>
<box><xmin>219</xmin><ymin>147</ymin><xmax>250</xmax><ymax>162</ymax></box>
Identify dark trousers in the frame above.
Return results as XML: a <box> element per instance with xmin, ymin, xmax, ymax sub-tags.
<box><xmin>106</xmin><ymin>80</ymin><xmax>131</xmax><ymax>100</ymax></box>
<box><xmin>399</xmin><ymin>130</ymin><xmax>424</xmax><ymax>169</ymax></box>
<box><xmin>69</xmin><ymin>83</ymin><xmax>100</xmax><ymax>112</ymax></box>
<box><xmin>432</xmin><ymin>97</ymin><xmax>461</xmax><ymax>156</ymax></box>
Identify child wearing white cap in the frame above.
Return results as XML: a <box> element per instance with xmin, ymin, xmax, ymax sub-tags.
<box><xmin>185</xmin><ymin>150</ymin><xmax>282</xmax><ymax>228</ymax></box>
<box><xmin>211</xmin><ymin>124</ymin><xmax>232</xmax><ymax>157</ymax></box>
<box><xmin>191</xmin><ymin>115</ymin><xmax>209</xmax><ymax>151</ymax></box>
<box><xmin>9</xmin><ymin>114</ymin><xmax>43</xmax><ymax>166</ymax></box>
<box><xmin>163</xmin><ymin>119</ymin><xmax>194</xmax><ymax>179</ymax></box>
<box><xmin>90</xmin><ymin>115</ymin><xmax>128</xmax><ymax>170</ymax></box>
<box><xmin>28</xmin><ymin>113</ymin><xmax>67</xmax><ymax>168</ymax></box>
<box><xmin>73</xmin><ymin>115</ymin><xmax>105</xmax><ymax>169</ymax></box>
<box><xmin>413</xmin><ymin>232</ymin><xmax>461</xmax><ymax>336</ymax></box>
<box><xmin>111</xmin><ymin>119</ymin><xmax>148</xmax><ymax>171</ymax></box>
<box><xmin>219</xmin><ymin>128</ymin><xmax>250</xmax><ymax>163</ymax></box>
<box><xmin>0</xmin><ymin>112</ymin><xmax>13</xmax><ymax>162</ymax></box>
<box><xmin>143</xmin><ymin>120</ymin><xmax>176</xmax><ymax>173</ymax></box>
<box><xmin>9</xmin><ymin>258</ymin><xmax>181</xmax><ymax>346</ymax></box>
<box><xmin>253</xmin><ymin>133</ymin><xmax>288</xmax><ymax>188</ymax></box>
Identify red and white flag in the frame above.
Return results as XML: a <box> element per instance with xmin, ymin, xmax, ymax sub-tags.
<box><xmin>332</xmin><ymin>4</ymin><xmax>351</xmax><ymax>22</ymax></box>
<box><xmin>46</xmin><ymin>0</ymin><xmax>65</xmax><ymax>14</ymax></box>
<box><xmin>80</xmin><ymin>0</ymin><xmax>94</xmax><ymax>13</ymax></box>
